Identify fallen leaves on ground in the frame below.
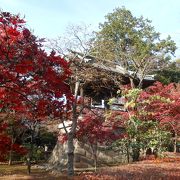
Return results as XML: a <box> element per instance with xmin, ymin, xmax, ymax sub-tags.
<box><xmin>79</xmin><ymin>159</ymin><xmax>180</xmax><ymax>180</ymax></box>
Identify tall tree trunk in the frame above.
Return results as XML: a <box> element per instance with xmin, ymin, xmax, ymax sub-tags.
<box><xmin>90</xmin><ymin>143</ymin><xmax>97</xmax><ymax>172</ymax></box>
<box><xmin>67</xmin><ymin>132</ymin><xmax>75</xmax><ymax>176</ymax></box>
<box><xmin>67</xmin><ymin>112</ymin><xmax>77</xmax><ymax>176</ymax></box>
<box><xmin>67</xmin><ymin>79</ymin><xmax>79</xmax><ymax>176</ymax></box>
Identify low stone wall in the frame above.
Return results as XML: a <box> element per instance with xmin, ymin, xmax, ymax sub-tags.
<box><xmin>48</xmin><ymin>140</ymin><xmax>132</xmax><ymax>170</ymax></box>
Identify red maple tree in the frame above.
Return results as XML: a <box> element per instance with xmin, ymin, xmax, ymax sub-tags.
<box><xmin>118</xmin><ymin>82</ymin><xmax>180</xmax><ymax>155</ymax></box>
<box><xmin>0</xmin><ymin>12</ymin><xmax>71</xmax><ymax>161</ymax></box>
<box><xmin>138</xmin><ymin>82</ymin><xmax>180</xmax><ymax>152</ymax></box>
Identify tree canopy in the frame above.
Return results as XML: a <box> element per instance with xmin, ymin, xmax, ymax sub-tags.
<box><xmin>155</xmin><ymin>59</ymin><xmax>180</xmax><ymax>84</ymax></box>
<box><xmin>0</xmin><ymin>11</ymin><xmax>71</xmax><ymax>161</ymax></box>
<box><xmin>91</xmin><ymin>7</ymin><xmax>176</xmax><ymax>87</ymax></box>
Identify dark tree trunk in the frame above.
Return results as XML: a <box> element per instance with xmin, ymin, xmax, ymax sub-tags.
<box><xmin>27</xmin><ymin>155</ymin><xmax>31</xmax><ymax>174</ymax></box>
<box><xmin>132</xmin><ymin>148</ymin><xmax>140</xmax><ymax>161</ymax></box>
<box><xmin>27</xmin><ymin>129</ymin><xmax>35</xmax><ymax>174</ymax></box>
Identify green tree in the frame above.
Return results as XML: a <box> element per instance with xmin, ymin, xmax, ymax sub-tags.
<box><xmin>112</xmin><ymin>87</ymin><xmax>172</xmax><ymax>161</ymax></box>
<box><xmin>91</xmin><ymin>7</ymin><xmax>176</xmax><ymax>87</ymax></box>
<box><xmin>155</xmin><ymin>59</ymin><xmax>180</xmax><ymax>84</ymax></box>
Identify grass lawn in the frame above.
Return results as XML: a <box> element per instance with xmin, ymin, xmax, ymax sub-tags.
<box><xmin>0</xmin><ymin>164</ymin><xmax>69</xmax><ymax>180</ymax></box>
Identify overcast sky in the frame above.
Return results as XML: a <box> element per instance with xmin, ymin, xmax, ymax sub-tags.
<box><xmin>0</xmin><ymin>0</ymin><xmax>180</xmax><ymax>58</ymax></box>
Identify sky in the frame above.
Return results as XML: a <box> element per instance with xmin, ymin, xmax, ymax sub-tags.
<box><xmin>0</xmin><ymin>0</ymin><xmax>180</xmax><ymax>58</ymax></box>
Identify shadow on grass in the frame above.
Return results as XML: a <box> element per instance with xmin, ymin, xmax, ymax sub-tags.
<box><xmin>0</xmin><ymin>164</ymin><xmax>71</xmax><ymax>180</ymax></box>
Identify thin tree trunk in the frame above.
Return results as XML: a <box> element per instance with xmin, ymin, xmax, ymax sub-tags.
<box><xmin>138</xmin><ymin>79</ymin><xmax>143</xmax><ymax>89</ymax></box>
<box><xmin>129</xmin><ymin>77</ymin><xmax>135</xmax><ymax>88</ymax></box>
<box><xmin>8</xmin><ymin>128</ymin><xmax>15</xmax><ymax>165</ymax></box>
<box><xmin>93</xmin><ymin>148</ymin><xmax>97</xmax><ymax>172</ymax></box>
<box><xmin>126</xmin><ymin>141</ymin><xmax>130</xmax><ymax>163</ymax></box>
<box><xmin>8</xmin><ymin>149</ymin><xmax>12</xmax><ymax>165</ymax></box>
<box><xmin>27</xmin><ymin>130</ymin><xmax>35</xmax><ymax>174</ymax></box>
<box><xmin>174</xmin><ymin>133</ymin><xmax>177</xmax><ymax>153</ymax></box>
<box><xmin>94</xmin><ymin>154</ymin><xmax>97</xmax><ymax>172</ymax></box>
<box><xmin>8</xmin><ymin>138</ymin><xmax>13</xmax><ymax>165</ymax></box>
<box><xmin>27</xmin><ymin>153</ymin><xmax>31</xmax><ymax>174</ymax></box>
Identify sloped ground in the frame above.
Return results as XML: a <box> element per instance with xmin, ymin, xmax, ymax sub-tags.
<box><xmin>79</xmin><ymin>154</ymin><xmax>180</xmax><ymax>180</ymax></box>
<box><xmin>0</xmin><ymin>154</ymin><xmax>180</xmax><ymax>180</ymax></box>
<box><xmin>79</xmin><ymin>160</ymin><xmax>180</xmax><ymax>180</ymax></box>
